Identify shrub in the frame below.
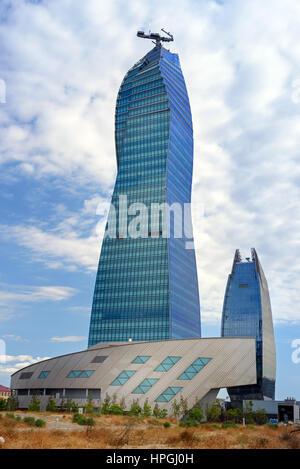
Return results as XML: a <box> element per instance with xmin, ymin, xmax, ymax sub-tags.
<box><xmin>73</xmin><ymin>413</ymin><xmax>86</xmax><ymax>425</ymax></box>
<box><xmin>171</xmin><ymin>399</ymin><xmax>181</xmax><ymax>419</ymax></box>
<box><xmin>72</xmin><ymin>413</ymin><xmax>95</xmax><ymax>426</ymax></box>
<box><xmin>6</xmin><ymin>412</ymin><xmax>15</xmax><ymax>419</ymax></box>
<box><xmin>101</xmin><ymin>394</ymin><xmax>111</xmax><ymax>414</ymax></box>
<box><xmin>109</xmin><ymin>403</ymin><xmax>124</xmax><ymax>415</ymax></box>
<box><xmin>187</xmin><ymin>407</ymin><xmax>204</xmax><ymax>424</ymax></box>
<box><xmin>7</xmin><ymin>395</ymin><xmax>18</xmax><ymax>411</ymax></box>
<box><xmin>66</xmin><ymin>400</ymin><xmax>78</xmax><ymax>413</ymax></box>
<box><xmin>163</xmin><ymin>421</ymin><xmax>171</xmax><ymax>428</ymax></box>
<box><xmin>28</xmin><ymin>398</ymin><xmax>40</xmax><ymax>412</ymax></box>
<box><xmin>24</xmin><ymin>416</ymin><xmax>36</xmax><ymax>426</ymax></box>
<box><xmin>85</xmin><ymin>396</ymin><xmax>94</xmax><ymax>414</ymax></box>
<box><xmin>35</xmin><ymin>419</ymin><xmax>46</xmax><ymax>427</ymax></box>
<box><xmin>226</xmin><ymin>408</ymin><xmax>241</xmax><ymax>423</ymax></box>
<box><xmin>142</xmin><ymin>400</ymin><xmax>152</xmax><ymax>417</ymax></box>
<box><xmin>0</xmin><ymin>398</ymin><xmax>8</xmax><ymax>411</ymax></box>
<box><xmin>128</xmin><ymin>404</ymin><xmax>142</xmax><ymax>416</ymax></box>
<box><xmin>253</xmin><ymin>409</ymin><xmax>268</xmax><ymax>426</ymax></box>
<box><xmin>153</xmin><ymin>404</ymin><xmax>168</xmax><ymax>419</ymax></box>
<box><xmin>207</xmin><ymin>403</ymin><xmax>222</xmax><ymax>422</ymax></box>
<box><xmin>46</xmin><ymin>397</ymin><xmax>58</xmax><ymax>412</ymax></box>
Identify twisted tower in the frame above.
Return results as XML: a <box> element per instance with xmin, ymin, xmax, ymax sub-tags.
<box><xmin>88</xmin><ymin>37</ymin><xmax>201</xmax><ymax>346</ymax></box>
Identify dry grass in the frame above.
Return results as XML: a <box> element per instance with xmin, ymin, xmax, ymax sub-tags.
<box><xmin>0</xmin><ymin>412</ymin><xmax>299</xmax><ymax>449</ymax></box>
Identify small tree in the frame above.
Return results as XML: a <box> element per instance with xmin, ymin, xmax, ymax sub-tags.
<box><xmin>85</xmin><ymin>395</ymin><xmax>94</xmax><ymax>414</ymax></box>
<box><xmin>7</xmin><ymin>395</ymin><xmax>18</xmax><ymax>411</ymax></box>
<box><xmin>28</xmin><ymin>396</ymin><xmax>41</xmax><ymax>412</ymax></box>
<box><xmin>180</xmin><ymin>407</ymin><xmax>204</xmax><ymax>427</ymax></box>
<box><xmin>101</xmin><ymin>394</ymin><xmax>111</xmax><ymax>414</ymax></box>
<box><xmin>171</xmin><ymin>399</ymin><xmax>181</xmax><ymax>419</ymax></box>
<box><xmin>128</xmin><ymin>403</ymin><xmax>142</xmax><ymax>416</ymax></box>
<box><xmin>179</xmin><ymin>394</ymin><xmax>188</xmax><ymax>417</ymax></box>
<box><xmin>207</xmin><ymin>402</ymin><xmax>222</xmax><ymax>422</ymax></box>
<box><xmin>46</xmin><ymin>396</ymin><xmax>58</xmax><ymax>412</ymax></box>
<box><xmin>0</xmin><ymin>398</ymin><xmax>8</xmax><ymax>411</ymax></box>
<box><xmin>153</xmin><ymin>404</ymin><xmax>168</xmax><ymax>418</ymax></box>
<box><xmin>109</xmin><ymin>403</ymin><xmax>124</xmax><ymax>415</ymax></box>
<box><xmin>142</xmin><ymin>399</ymin><xmax>152</xmax><ymax>417</ymax></box>
<box><xmin>253</xmin><ymin>409</ymin><xmax>268</xmax><ymax>425</ymax></box>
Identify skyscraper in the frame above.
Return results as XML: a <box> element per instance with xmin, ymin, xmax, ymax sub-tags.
<box><xmin>221</xmin><ymin>248</ymin><xmax>276</xmax><ymax>401</ymax></box>
<box><xmin>88</xmin><ymin>34</ymin><xmax>201</xmax><ymax>347</ymax></box>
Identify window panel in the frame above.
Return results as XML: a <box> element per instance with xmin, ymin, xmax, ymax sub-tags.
<box><xmin>154</xmin><ymin>356</ymin><xmax>181</xmax><ymax>372</ymax></box>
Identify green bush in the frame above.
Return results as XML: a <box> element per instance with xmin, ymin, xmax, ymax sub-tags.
<box><xmin>109</xmin><ymin>403</ymin><xmax>124</xmax><ymax>415</ymax></box>
<box><xmin>207</xmin><ymin>403</ymin><xmax>222</xmax><ymax>422</ymax></box>
<box><xmin>171</xmin><ymin>399</ymin><xmax>181</xmax><ymax>419</ymax></box>
<box><xmin>153</xmin><ymin>404</ymin><xmax>168</xmax><ymax>419</ymax></box>
<box><xmin>186</xmin><ymin>407</ymin><xmax>204</xmax><ymax>425</ymax></box>
<box><xmin>253</xmin><ymin>409</ymin><xmax>268</xmax><ymax>426</ymax></box>
<box><xmin>142</xmin><ymin>400</ymin><xmax>152</xmax><ymax>417</ymax></box>
<box><xmin>222</xmin><ymin>421</ymin><xmax>238</xmax><ymax>429</ymax></box>
<box><xmin>128</xmin><ymin>404</ymin><xmax>142</xmax><ymax>416</ymax></box>
<box><xmin>35</xmin><ymin>418</ymin><xmax>46</xmax><ymax>427</ymax></box>
<box><xmin>46</xmin><ymin>397</ymin><xmax>58</xmax><ymax>412</ymax></box>
<box><xmin>28</xmin><ymin>398</ymin><xmax>40</xmax><ymax>412</ymax></box>
<box><xmin>226</xmin><ymin>408</ymin><xmax>242</xmax><ymax>423</ymax></box>
<box><xmin>163</xmin><ymin>421</ymin><xmax>171</xmax><ymax>428</ymax></box>
<box><xmin>72</xmin><ymin>413</ymin><xmax>95</xmax><ymax>426</ymax></box>
<box><xmin>85</xmin><ymin>396</ymin><xmax>94</xmax><ymax>414</ymax></box>
<box><xmin>6</xmin><ymin>412</ymin><xmax>15</xmax><ymax>419</ymax></box>
<box><xmin>0</xmin><ymin>398</ymin><xmax>8</xmax><ymax>411</ymax></box>
<box><xmin>24</xmin><ymin>416</ymin><xmax>36</xmax><ymax>426</ymax></box>
<box><xmin>66</xmin><ymin>400</ymin><xmax>78</xmax><ymax>413</ymax></box>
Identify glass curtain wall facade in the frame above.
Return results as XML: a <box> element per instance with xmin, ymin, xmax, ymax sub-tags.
<box><xmin>221</xmin><ymin>249</ymin><xmax>276</xmax><ymax>401</ymax></box>
<box><xmin>88</xmin><ymin>45</ymin><xmax>201</xmax><ymax>346</ymax></box>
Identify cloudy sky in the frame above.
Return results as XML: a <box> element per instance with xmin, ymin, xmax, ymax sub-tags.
<box><xmin>0</xmin><ymin>0</ymin><xmax>299</xmax><ymax>398</ymax></box>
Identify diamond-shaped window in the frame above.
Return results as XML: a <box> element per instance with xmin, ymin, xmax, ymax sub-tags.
<box><xmin>155</xmin><ymin>387</ymin><xmax>182</xmax><ymax>402</ymax></box>
<box><xmin>110</xmin><ymin>370</ymin><xmax>136</xmax><ymax>386</ymax></box>
<box><xmin>177</xmin><ymin>357</ymin><xmax>211</xmax><ymax>380</ymax></box>
<box><xmin>154</xmin><ymin>356</ymin><xmax>181</xmax><ymax>372</ymax></box>
<box><xmin>131</xmin><ymin>356</ymin><xmax>151</xmax><ymax>364</ymax></box>
<box><xmin>132</xmin><ymin>378</ymin><xmax>158</xmax><ymax>394</ymax></box>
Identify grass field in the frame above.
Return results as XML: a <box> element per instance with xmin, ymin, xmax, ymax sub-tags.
<box><xmin>0</xmin><ymin>411</ymin><xmax>299</xmax><ymax>449</ymax></box>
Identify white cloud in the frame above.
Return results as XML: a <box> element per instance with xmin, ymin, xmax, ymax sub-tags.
<box><xmin>0</xmin><ymin>354</ymin><xmax>50</xmax><ymax>375</ymax></box>
<box><xmin>1</xmin><ymin>334</ymin><xmax>27</xmax><ymax>342</ymax></box>
<box><xmin>0</xmin><ymin>283</ymin><xmax>78</xmax><ymax>321</ymax></box>
<box><xmin>50</xmin><ymin>336</ymin><xmax>86</xmax><ymax>343</ymax></box>
<box><xmin>1</xmin><ymin>0</ymin><xmax>300</xmax><ymax>327</ymax></box>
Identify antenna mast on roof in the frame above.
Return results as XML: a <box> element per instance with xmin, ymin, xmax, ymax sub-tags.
<box><xmin>137</xmin><ymin>28</ymin><xmax>174</xmax><ymax>46</ymax></box>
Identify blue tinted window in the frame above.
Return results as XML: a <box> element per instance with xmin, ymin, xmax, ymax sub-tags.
<box><xmin>38</xmin><ymin>371</ymin><xmax>50</xmax><ymax>379</ymax></box>
<box><xmin>154</xmin><ymin>356</ymin><xmax>181</xmax><ymax>372</ymax></box>
<box><xmin>110</xmin><ymin>370</ymin><xmax>136</xmax><ymax>386</ymax></box>
<box><xmin>132</xmin><ymin>378</ymin><xmax>158</xmax><ymax>394</ymax></box>
<box><xmin>155</xmin><ymin>386</ymin><xmax>182</xmax><ymax>402</ymax></box>
<box><xmin>178</xmin><ymin>358</ymin><xmax>211</xmax><ymax>380</ymax></box>
<box><xmin>131</xmin><ymin>356</ymin><xmax>151</xmax><ymax>364</ymax></box>
<box><xmin>67</xmin><ymin>370</ymin><xmax>94</xmax><ymax>378</ymax></box>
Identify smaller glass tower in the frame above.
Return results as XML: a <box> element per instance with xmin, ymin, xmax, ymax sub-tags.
<box><xmin>221</xmin><ymin>248</ymin><xmax>276</xmax><ymax>401</ymax></box>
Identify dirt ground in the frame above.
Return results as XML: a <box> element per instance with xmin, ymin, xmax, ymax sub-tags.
<box><xmin>0</xmin><ymin>411</ymin><xmax>299</xmax><ymax>449</ymax></box>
